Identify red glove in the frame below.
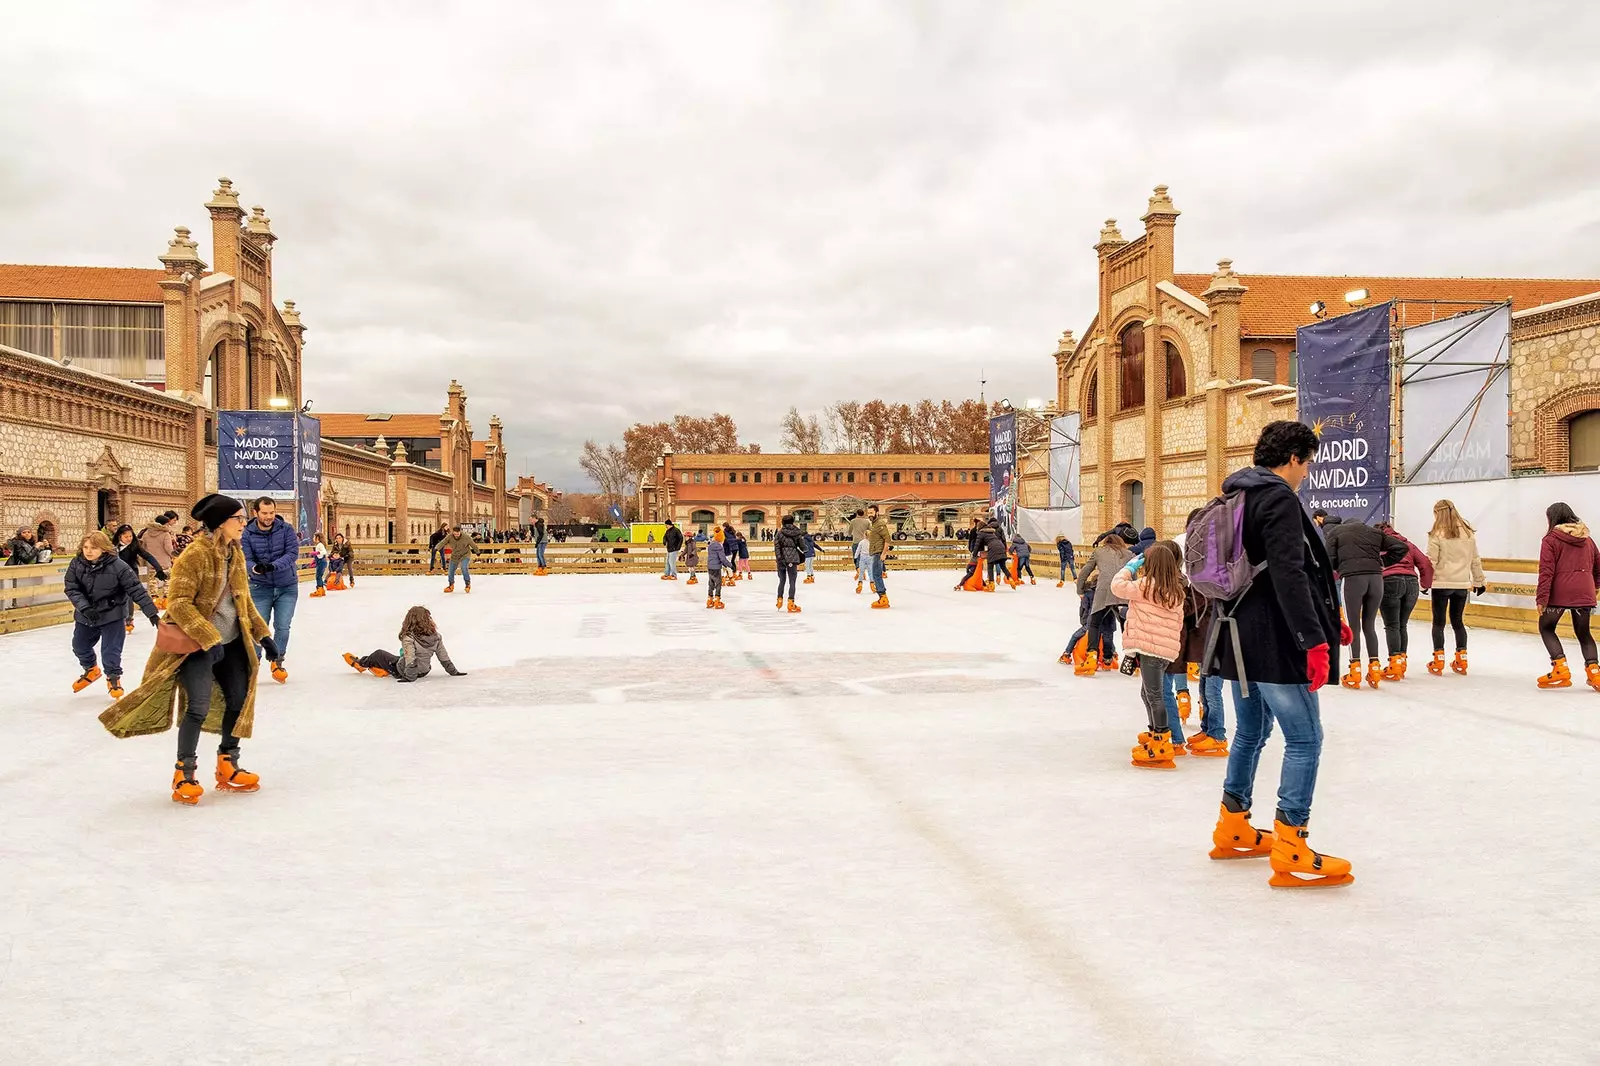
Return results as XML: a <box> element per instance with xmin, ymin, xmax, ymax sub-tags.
<box><xmin>1338</xmin><ymin>614</ymin><xmax>1352</xmax><ymax>646</ymax></box>
<box><xmin>1306</xmin><ymin>643</ymin><xmax>1330</xmax><ymax>692</ymax></box>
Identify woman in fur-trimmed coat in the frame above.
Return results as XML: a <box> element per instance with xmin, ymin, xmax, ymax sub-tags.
<box><xmin>99</xmin><ymin>494</ymin><xmax>280</xmax><ymax>805</ymax></box>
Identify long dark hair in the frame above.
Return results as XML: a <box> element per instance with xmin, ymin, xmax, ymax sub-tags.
<box><xmin>399</xmin><ymin>605</ymin><xmax>437</xmax><ymax>641</ymax></box>
<box><xmin>1548</xmin><ymin>502</ymin><xmax>1579</xmax><ymax>529</ymax></box>
<box><xmin>1139</xmin><ymin>542</ymin><xmax>1185</xmax><ymax>611</ymax></box>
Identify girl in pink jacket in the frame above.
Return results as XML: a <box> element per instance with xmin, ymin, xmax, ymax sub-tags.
<box><xmin>1111</xmin><ymin>541</ymin><xmax>1189</xmax><ymax>769</ymax></box>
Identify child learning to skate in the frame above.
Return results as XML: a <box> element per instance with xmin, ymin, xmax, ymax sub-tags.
<box><xmin>1109</xmin><ymin>541</ymin><xmax>1188</xmax><ymax>768</ymax></box>
<box><xmin>343</xmin><ymin>606</ymin><xmax>466</xmax><ymax>681</ymax></box>
<box><xmin>681</xmin><ymin>531</ymin><xmax>700</xmax><ymax>586</ymax></box>
<box><xmin>65</xmin><ymin>530</ymin><xmax>160</xmax><ymax>699</ymax></box>
<box><xmin>705</xmin><ymin>528</ymin><xmax>727</xmax><ymax>608</ymax></box>
<box><xmin>735</xmin><ymin>531</ymin><xmax>752</xmax><ymax>580</ymax></box>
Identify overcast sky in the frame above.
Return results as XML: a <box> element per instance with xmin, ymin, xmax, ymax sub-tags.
<box><xmin>6</xmin><ymin>2</ymin><xmax>1600</xmax><ymax>489</ymax></box>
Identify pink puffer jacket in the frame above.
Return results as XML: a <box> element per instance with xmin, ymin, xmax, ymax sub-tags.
<box><xmin>1110</xmin><ymin>567</ymin><xmax>1185</xmax><ymax>663</ymax></box>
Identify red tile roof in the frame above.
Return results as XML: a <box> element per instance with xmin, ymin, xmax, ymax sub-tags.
<box><xmin>313</xmin><ymin>413</ymin><xmax>447</xmax><ymax>439</ymax></box>
<box><xmin>0</xmin><ymin>264</ymin><xmax>167</xmax><ymax>304</ymax></box>
<box><xmin>1172</xmin><ymin>273</ymin><xmax>1600</xmax><ymax>338</ymax></box>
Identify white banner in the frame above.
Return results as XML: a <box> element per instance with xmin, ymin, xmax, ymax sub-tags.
<box><xmin>1016</xmin><ymin>505</ymin><xmax>1081</xmax><ymax>545</ymax></box>
<box><xmin>1401</xmin><ymin>304</ymin><xmax>1511</xmax><ymax>484</ymax></box>
<box><xmin>1047</xmin><ymin>413</ymin><xmax>1081</xmax><ymax>509</ymax></box>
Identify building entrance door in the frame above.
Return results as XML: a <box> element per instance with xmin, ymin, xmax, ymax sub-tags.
<box><xmin>1123</xmin><ymin>480</ymin><xmax>1145</xmax><ymax>530</ymax></box>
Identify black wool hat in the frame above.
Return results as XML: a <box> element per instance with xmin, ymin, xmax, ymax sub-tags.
<box><xmin>191</xmin><ymin>493</ymin><xmax>243</xmax><ymax>531</ymax></box>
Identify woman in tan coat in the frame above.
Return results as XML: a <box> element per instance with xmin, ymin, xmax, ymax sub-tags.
<box><xmin>100</xmin><ymin>494</ymin><xmax>280</xmax><ymax>805</ymax></box>
<box><xmin>1424</xmin><ymin>499</ymin><xmax>1486</xmax><ymax>676</ymax></box>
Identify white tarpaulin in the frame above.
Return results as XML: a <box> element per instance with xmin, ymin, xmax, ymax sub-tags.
<box><xmin>1047</xmin><ymin>413</ymin><xmax>1081</xmax><ymax>509</ymax></box>
<box><xmin>1016</xmin><ymin>505</ymin><xmax>1081</xmax><ymax>545</ymax></box>
<box><xmin>1401</xmin><ymin>304</ymin><xmax>1511</xmax><ymax>484</ymax></box>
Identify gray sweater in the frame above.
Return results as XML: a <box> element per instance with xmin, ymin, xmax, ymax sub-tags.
<box><xmin>399</xmin><ymin>631</ymin><xmax>458</xmax><ymax>680</ymax></box>
<box><xmin>1077</xmin><ymin>545</ymin><xmax>1133</xmax><ymax>614</ymax></box>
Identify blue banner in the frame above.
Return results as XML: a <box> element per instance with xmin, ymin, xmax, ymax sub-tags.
<box><xmin>218</xmin><ymin>411</ymin><xmax>298</xmax><ymax>499</ymax></box>
<box><xmin>1296</xmin><ymin>302</ymin><xmax>1392</xmax><ymax>524</ymax></box>
<box><xmin>988</xmin><ymin>413</ymin><xmax>1017</xmax><ymax>536</ymax></box>
<box><xmin>296</xmin><ymin>413</ymin><xmax>321</xmax><ymax>545</ymax></box>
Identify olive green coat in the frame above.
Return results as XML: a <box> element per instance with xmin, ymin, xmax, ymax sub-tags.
<box><xmin>98</xmin><ymin>534</ymin><xmax>272</xmax><ymax>740</ymax></box>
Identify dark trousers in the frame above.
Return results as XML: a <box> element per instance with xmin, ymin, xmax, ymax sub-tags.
<box><xmin>1139</xmin><ymin>655</ymin><xmax>1170</xmax><ymax>733</ymax></box>
<box><xmin>428</xmin><ymin>544</ymin><xmax>442</xmax><ymax>570</ymax></box>
<box><xmin>1380</xmin><ymin>574</ymin><xmax>1420</xmax><ymax>655</ymax></box>
<box><xmin>1017</xmin><ymin>559</ymin><xmax>1034</xmax><ymax>578</ymax></box>
<box><xmin>986</xmin><ymin>557</ymin><xmax>1008</xmax><ymax>582</ymax></box>
<box><xmin>1085</xmin><ymin>606</ymin><xmax>1119</xmax><ymax>660</ymax></box>
<box><xmin>1539</xmin><ymin>606</ymin><xmax>1597</xmax><ymax>663</ymax></box>
<box><xmin>72</xmin><ymin>618</ymin><xmax>126</xmax><ymax>677</ymax></box>
<box><xmin>777</xmin><ymin>563</ymin><xmax>798</xmax><ymax>600</ymax></box>
<box><xmin>176</xmin><ymin>637</ymin><xmax>252</xmax><ymax>762</ymax></box>
<box><xmin>708</xmin><ymin>569</ymin><xmax>723</xmax><ymax>598</ymax></box>
<box><xmin>360</xmin><ymin>648</ymin><xmax>403</xmax><ymax>676</ymax></box>
<box><xmin>1342</xmin><ymin>574</ymin><xmax>1383</xmax><ymax>661</ymax></box>
<box><xmin>1431</xmin><ymin>589</ymin><xmax>1469</xmax><ymax>651</ymax></box>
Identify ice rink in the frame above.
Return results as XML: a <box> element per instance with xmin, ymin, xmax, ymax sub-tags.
<box><xmin>3</xmin><ymin>569</ymin><xmax>1597</xmax><ymax>1065</ymax></box>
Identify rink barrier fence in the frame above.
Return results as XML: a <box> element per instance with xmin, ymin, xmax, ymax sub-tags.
<box><xmin>4</xmin><ymin>546</ymin><xmax>1594</xmax><ymax>637</ymax></box>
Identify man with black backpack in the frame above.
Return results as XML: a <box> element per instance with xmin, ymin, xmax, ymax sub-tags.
<box><xmin>1192</xmin><ymin>420</ymin><xmax>1353</xmax><ymax>889</ymax></box>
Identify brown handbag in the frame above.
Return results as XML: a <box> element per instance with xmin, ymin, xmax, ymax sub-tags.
<box><xmin>155</xmin><ymin>619</ymin><xmax>201</xmax><ymax>656</ymax></box>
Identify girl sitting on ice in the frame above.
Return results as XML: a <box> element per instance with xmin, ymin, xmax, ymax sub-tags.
<box><xmin>343</xmin><ymin>606</ymin><xmax>466</xmax><ymax>682</ymax></box>
<box><xmin>1110</xmin><ymin>541</ymin><xmax>1188</xmax><ymax>769</ymax></box>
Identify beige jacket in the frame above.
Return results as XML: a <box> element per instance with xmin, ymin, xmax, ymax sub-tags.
<box><xmin>1427</xmin><ymin>531</ymin><xmax>1485</xmax><ymax>590</ymax></box>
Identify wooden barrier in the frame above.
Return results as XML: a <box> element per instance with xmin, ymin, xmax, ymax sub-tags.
<box><xmin>0</xmin><ymin>561</ymin><xmax>74</xmax><ymax>634</ymax></box>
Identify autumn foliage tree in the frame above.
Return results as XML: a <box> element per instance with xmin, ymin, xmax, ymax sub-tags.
<box><xmin>823</xmin><ymin>398</ymin><xmax>995</xmax><ymax>453</ymax></box>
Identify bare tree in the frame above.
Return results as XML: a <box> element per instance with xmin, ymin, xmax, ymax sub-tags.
<box><xmin>779</xmin><ymin>406</ymin><xmax>824</xmax><ymax>453</ymax></box>
<box><xmin>578</xmin><ymin>440</ymin><xmax>634</xmax><ymax>515</ymax></box>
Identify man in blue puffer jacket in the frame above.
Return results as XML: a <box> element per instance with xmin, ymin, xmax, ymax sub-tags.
<box><xmin>241</xmin><ymin>496</ymin><xmax>298</xmax><ymax>677</ymax></box>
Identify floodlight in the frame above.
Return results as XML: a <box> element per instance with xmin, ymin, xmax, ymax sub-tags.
<box><xmin>1308</xmin><ymin>301</ymin><xmax>1326</xmax><ymax>318</ymax></box>
<box><xmin>268</xmin><ymin>396</ymin><xmax>291</xmax><ymax>409</ymax></box>
<box><xmin>1344</xmin><ymin>288</ymin><xmax>1369</xmax><ymax>305</ymax></box>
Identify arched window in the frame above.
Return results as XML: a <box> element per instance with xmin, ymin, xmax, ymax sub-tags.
<box><xmin>1119</xmin><ymin>325</ymin><xmax>1145</xmax><ymax>409</ymax></box>
<box><xmin>1570</xmin><ymin>411</ymin><xmax>1600</xmax><ymax>472</ymax></box>
<box><xmin>1251</xmin><ymin>348</ymin><xmax>1277</xmax><ymax>383</ymax></box>
<box><xmin>1123</xmin><ymin>480</ymin><xmax>1145</xmax><ymax>530</ymax></box>
<box><xmin>741</xmin><ymin>509</ymin><xmax>765</xmax><ymax>538</ymax></box>
<box><xmin>790</xmin><ymin>508</ymin><xmax>815</xmax><ymax>531</ymax></box>
<box><xmin>1164</xmin><ymin>341</ymin><xmax>1186</xmax><ymax>399</ymax></box>
<box><xmin>1085</xmin><ymin>369</ymin><xmax>1098</xmax><ymax>418</ymax></box>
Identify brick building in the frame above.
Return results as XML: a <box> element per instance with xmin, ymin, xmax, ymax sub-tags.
<box><xmin>645</xmin><ymin>451</ymin><xmax>992</xmax><ymax>538</ymax></box>
<box><xmin>1049</xmin><ymin>185</ymin><xmax>1600</xmax><ymax>536</ymax></box>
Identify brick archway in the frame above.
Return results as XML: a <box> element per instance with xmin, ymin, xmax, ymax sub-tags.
<box><xmin>1534</xmin><ymin>384</ymin><xmax>1600</xmax><ymax>473</ymax></box>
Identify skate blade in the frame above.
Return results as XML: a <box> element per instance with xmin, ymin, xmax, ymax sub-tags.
<box><xmin>1130</xmin><ymin>759</ymin><xmax>1177</xmax><ymax>770</ymax></box>
<box><xmin>1537</xmin><ymin>680</ymin><xmax>1573</xmax><ymax>689</ymax></box>
<box><xmin>215</xmin><ymin>783</ymin><xmax>260</xmax><ymax>793</ymax></box>
<box><xmin>1188</xmin><ymin>748</ymin><xmax>1228</xmax><ymax>758</ymax></box>
<box><xmin>1209</xmin><ymin>846</ymin><xmax>1272</xmax><ymax>860</ymax></box>
<box><xmin>1269</xmin><ymin>871</ymin><xmax>1355</xmax><ymax>889</ymax></box>
<box><xmin>171</xmin><ymin>793</ymin><xmax>201</xmax><ymax>806</ymax></box>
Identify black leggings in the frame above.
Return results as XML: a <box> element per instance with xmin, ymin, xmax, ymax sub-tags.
<box><xmin>1379</xmin><ymin>575</ymin><xmax>1420</xmax><ymax>655</ymax></box>
<box><xmin>1431</xmin><ymin>589</ymin><xmax>1469</xmax><ymax>652</ymax></box>
<box><xmin>176</xmin><ymin>637</ymin><xmax>252</xmax><ymax>762</ymax></box>
<box><xmin>1342</xmin><ymin>574</ymin><xmax>1383</xmax><ymax>661</ymax></box>
<box><xmin>777</xmin><ymin>563</ymin><xmax>798</xmax><ymax>600</ymax></box>
<box><xmin>1085</xmin><ymin>607</ymin><xmax>1119</xmax><ymax>661</ymax></box>
<box><xmin>1018</xmin><ymin>559</ymin><xmax>1034</xmax><ymax>578</ymax></box>
<box><xmin>1539</xmin><ymin>606</ymin><xmax>1597</xmax><ymax>663</ymax></box>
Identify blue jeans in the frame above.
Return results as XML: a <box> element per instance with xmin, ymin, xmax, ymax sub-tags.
<box><xmin>1198</xmin><ymin>674</ymin><xmax>1225</xmax><ymax>740</ymax></box>
<box><xmin>664</xmin><ymin>553</ymin><xmax>678</xmax><ymax>577</ymax></box>
<box><xmin>804</xmin><ymin>556</ymin><xmax>814</xmax><ymax>577</ymax></box>
<box><xmin>314</xmin><ymin>557</ymin><xmax>327</xmax><ymax>589</ymax></box>
<box><xmin>1222</xmin><ymin>680</ymin><xmax>1323</xmax><ymax>826</ymax></box>
<box><xmin>250</xmin><ymin>584</ymin><xmax>297</xmax><ymax>661</ymax></box>
<box><xmin>535</xmin><ymin>542</ymin><xmax>547</xmax><ymax>568</ymax></box>
<box><xmin>870</xmin><ymin>553</ymin><xmax>887</xmax><ymax>596</ymax></box>
<box><xmin>73</xmin><ymin>618</ymin><xmax>126</xmax><ymax>677</ymax></box>
<box><xmin>1159</xmin><ymin>673</ymin><xmax>1188</xmax><ymax>745</ymax></box>
<box><xmin>1059</xmin><ymin>557</ymin><xmax>1077</xmax><ymax>581</ymax></box>
<box><xmin>448</xmin><ymin>554</ymin><xmax>472</xmax><ymax>587</ymax></box>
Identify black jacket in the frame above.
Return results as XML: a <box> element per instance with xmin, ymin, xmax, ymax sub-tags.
<box><xmin>663</xmin><ymin>525</ymin><xmax>684</xmax><ymax>552</ymax></box>
<box><xmin>5</xmin><ymin>537</ymin><xmax>37</xmax><ymax>565</ymax></box>
<box><xmin>979</xmin><ymin>526</ymin><xmax>1008</xmax><ymax>562</ymax></box>
<box><xmin>774</xmin><ymin>526</ymin><xmax>806</xmax><ymax>566</ymax></box>
<box><xmin>1211</xmin><ymin>467</ymin><xmax>1341</xmax><ymax>686</ymax></box>
<box><xmin>1325</xmin><ymin>521</ymin><xmax>1408</xmax><ymax>578</ymax></box>
<box><xmin>116</xmin><ymin>537</ymin><xmax>165</xmax><ymax>578</ymax></box>
<box><xmin>64</xmin><ymin>553</ymin><xmax>157</xmax><ymax>628</ymax></box>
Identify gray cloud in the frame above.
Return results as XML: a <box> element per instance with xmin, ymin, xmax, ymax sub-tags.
<box><xmin>5</xmin><ymin>1</ymin><xmax>1600</xmax><ymax>488</ymax></box>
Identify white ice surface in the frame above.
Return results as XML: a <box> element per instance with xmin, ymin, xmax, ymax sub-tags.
<box><xmin>2</xmin><ymin>570</ymin><xmax>1598</xmax><ymax>1065</ymax></box>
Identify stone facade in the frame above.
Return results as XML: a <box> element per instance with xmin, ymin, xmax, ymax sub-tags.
<box><xmin>1043</xmin><ymin>185</ymin><xmax>1600</xmax><ymax>536</ymax></box>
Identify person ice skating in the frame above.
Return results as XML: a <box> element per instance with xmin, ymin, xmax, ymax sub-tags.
<box><xmin>661</xmin><ymin>520</ymin><xmax>684</xmax><ymax>580</ymax></box>
<box><xmin>173</xmin><ymin>519</ymin><xmax>198</xmax><ymax>559</ymax></box>
<box><xmin>681</xmin><ymin>531</ymin><xmax>700</xmax><ymax>586</ymax></box>
<box><xmin>1177</xmin><ymin>581</ymin><xmax>1228</xmax><ymax>757</ymax></box>
<box><xmin>1111</xmin><ymin>543</ymin><xmax>1188</xmax><ymax>768</ymax></box>
<box><xmin>977</xmin><ymin>520</ymin><xmax>1009</xmax><ymax>589</ymax></box>
<box><xmin>66</xmin><ymin>531</ymin><xmax>160</xmax><ymax>699</ymax></box>
<box><xmin>332</xmin><ymin>531</ymin><xmax>357</xmax><ymax>587</ymax></box>
<box><xmin>774</xmin><ymin>515</ymin><xmax>806</xmax><ymax>613</ymax></box>
<box><xmin>1010</xmin><ymin>532</ymin><xmax>1036</xmax><ymax>584</ymax></box>
<box><xmin>344</xmin><ymin>606</ymin><xmax>466</xmax><ymax>681</ymax></box>
<box><xmin>1534</xmin><ymin>502</ymin><xmax>1600</xmax><ymax>691</ymax></box>
<box><xmin>310</xmin><ymin>533</ymin><xmax>329</xmax><ymax>597</ymax></box>
<box><xmin>1130</xmin><ymin>526</ymin><xmax>1157</xmax><ymax>557</ymax></box>
<box><xmin>112</xmin><ymin>524</ymin><xmax>168</xmax><ymax>633</ymax></box>
<box><xmin>1373</xmin><ymin>519</ymin><xmax>1434</xmax><ymax>681</ymax></box>
<box><xmin>533</xmin><ymin>517</ymin><xmax>550</xmax><ymax>575</ymax></box>
<box><xmin>99</xmin><ymin>493</ymin><xmax>281</xmax><ymax>806</ymax></box>
<box><xmin>1325</xmin><ymin>516</ymin><xmax>1408</xmax><ymax>690</ymax></box>
<box><xmin>1055</xmin><ymin>534</ymin><xmax>1076</xmax><ymax>585</ymax></box>
<box><xmin>735</xmin><ymin>531</ymin><xmax>752</xmax><ymax>581</ymax></box>
<box><xmin>1074</xmin><ymin>532</ymin><xmax>1130</xmax><ymax>675</ymax></box>
<box><xmin>138</xmin><ymin>512</ymin><xmax>178</xmax><ymax>608</ymax></box>
<box><xmin>441</xmin><ymin>524</ymin><xmax>476</xmax><ymax>593</ymax></box>
<box><xmin>849</xmin><ymin>509</ymin><xmax>871</xmax><ymax>592</ymax></box>
<box><xmin>706</xmin><ymin>527</ymin><xmax>727</xmax><ymax>609</ymax></box>
<box><xmin>1424</xmin><ymin>499</ymin><xmax>1484</xmax><ymax>676</ymax></box>
<box><xmin>801</xmin><ymin>528</ymin><xmax>823</xmax><ymax>583</ymax></box>
<box><xmin>241</xmin><ymin>497</ymin><xmax>297</xmax><ymax>681</ymax></box>
<box><xmin>866</xmin><ymin>504</ymin><xmax>892</xmax><ymax>609</ymax></box>
<box><xmin>428</xmin><ymin>522</ymin><xmax>448</xmax><ymax>573</ymax></box>
<box><xmin>1202</xmin><ymin>420</ymin><xmax>1351</xmax><ymax>888</ymax></box>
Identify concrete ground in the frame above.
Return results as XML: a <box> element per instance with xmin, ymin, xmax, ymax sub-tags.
<box><xmin>2</xmin><ymin>569</ymin><xmax>1597</xmax><ymax>1065</ymax></box>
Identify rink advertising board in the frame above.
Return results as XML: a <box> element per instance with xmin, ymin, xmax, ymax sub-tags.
<box><xmin>296</xmin><ymin>414</ymin><xmax>321</xmax><ymax>543</ymax></box>
<box><xmin>1295</xmin><ymin>302</ymin><xmax>1393</xmax><ymax>524</ymax></box>
<box><xmin>988</xmin><ymin>413</ymin><xmax>1017</xmax><ymax>535</ymax></box>
<box><xmin>218</xmin><ymin>411</ymin><xmax>298</xmax><ymax>500</ymax></box>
